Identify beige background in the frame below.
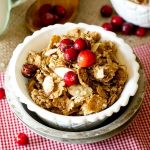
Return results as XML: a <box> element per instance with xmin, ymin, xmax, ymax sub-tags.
<box><xmin>0</xmin><ymin>0</ymin><xmax>150</xmax><ymax>71</ymax></box>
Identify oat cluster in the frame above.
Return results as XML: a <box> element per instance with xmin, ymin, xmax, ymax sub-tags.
<box><xmin>24</xmin><ymin>28</ymin><xmax>128</xmax><ymax>116</ymax></box>
<box><xmin>129</xmin><ymin>0</ymin><xmax>149</xmax><ymax>4</ymax></box>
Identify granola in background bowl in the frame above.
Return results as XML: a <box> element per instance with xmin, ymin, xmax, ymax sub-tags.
<box><xmin>129</xmin><ymin>0</ymin><xmax>149</xmax><ymax>5</ymax></box>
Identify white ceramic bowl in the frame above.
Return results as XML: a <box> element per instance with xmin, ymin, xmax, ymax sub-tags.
<box><xmin>110</xmin><ymin>0</ymin><xmax>150</xmax><ymax>28</ymax></box>
<box><xmin>10</xmin><ymin>23</ymin><xmax>139</xmax><ymax>130</ymax></box>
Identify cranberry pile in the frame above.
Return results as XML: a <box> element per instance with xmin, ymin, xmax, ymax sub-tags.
<box><xmin>59</xmin><ymin>38</ymin><xmax>96</xmax><ymax>86</ymax></box>
<box><xmin>100</xmin><ymin>4</ymin><xmax>146</xmax><ymax>37</ymax></box>
<box><xmin>21</xmin><ymin>38</ymin><xmax>96</xmax><ymax>87</ymax></box>
<box><xmin>39</xmin><ymin>4</ymin><xmax>66</xmax><ymax>27</ymax></box>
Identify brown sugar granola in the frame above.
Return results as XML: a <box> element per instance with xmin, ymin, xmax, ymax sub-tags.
<box><xmin>129</xmin><ymin>0</ymin><xmax>149</xmax><ymax>5</ymax></box>
<box><xmin>21</xmin><ymin>28</ymin><xmax>128</xmax><ymax>116</ymax></box>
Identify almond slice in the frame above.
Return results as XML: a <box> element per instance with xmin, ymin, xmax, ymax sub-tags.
<box><xmin>42</xmin><ymin>76</ymin><xmax>54</xmax><ymax>95</ymax></box>
<box><xmin>54</xmin><ymin>67</ymin><xmax>73</xmax><ymax>78</ymax></box>
<box><xmin>44</xmin><ymin>48</ymin><xmax>58</xmax><ymax>56</ymax></box>
<box><xmin>94</xmin><ymin>66</ymin><xmax>104</xmax><ymax>80</ymax></box>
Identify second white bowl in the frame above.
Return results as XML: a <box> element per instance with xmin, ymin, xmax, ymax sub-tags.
<box><xmin>110</xmin><ymin>0</ymin><xmax>150</xmax><ymax>27</ymax></box>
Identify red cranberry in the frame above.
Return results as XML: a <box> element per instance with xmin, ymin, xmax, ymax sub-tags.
<box><xmin>74</xmin><ymin>38</ymin><xmax>88</xmax><ymax>51</ymax></box>
<box><xmin>59</xmin><ymin>39</ymin><xmax>74</xmax><ymax>52</ymax></box>
<box><xmin>0</xmin><ymin>88</ymin><xmax>5</xmax><ymax>100</ymax></box>
<box><xmin>136</xmin><ymin>27</ymin><xmax>146</xmax><ymax>37</ymax></box>
<box><xmin>39</xmin><ymin>4</ymin><xmax>52</xmax><ymax>16</ymax></box>
<box><xmin>102</xmin><ymin>22</ymin><xmax>113</xmax><ymax>31</ymax></box>
<box><xmin>111</xmin><ymin>15</ymin><xmax>124</xmax><ymax>31</ymax></box>
<box><xmin>100</xmin><ymin>5</ymin><xmax>113</xmax><ymax>17</ymax></box>
<box><xmin>122</xmin><ymin>22</ymin><xmax>134</xmax><ymax>35</ymax></box>
<box><xmin>22</xmin><ymin>64</ymin><xmax>38</xmax><ymax>78</ymax></box>
<box><xmin>53</xmin><ymin>5</ymin><xmax>66</xmax><ymax>18</ymax></box>
<box><xmin>54</xmin><ymin>14</ymin><xmax>59</xmax><ymax>23</ymax></box>
<box><xmin>64</xmin><ymin>71</ymin><xmax>78</xmax><ymax>86</ymax></box>
<box><xmin>41</xmin><ymin>12</ymin><xmax>55</xmax><ymax>26</ymax></box>
<box><xmin>64</xmin><ymin>48</ymin><xmax>78</xmax><ymax>62</ymax></box>
<box><xmin>15</xmin><ymin>133</ymin><xmax>29</xmax><ymax>145</ymax></box>
<box><xmin>77</xmin><ymin>50</ymin><xmax>96</xmax><ymax>68</ymax></box>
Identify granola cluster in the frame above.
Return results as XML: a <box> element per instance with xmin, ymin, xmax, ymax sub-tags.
<box><xmin>22</xmin><ymin>28</ymin><xmax>128</xmax><ymax>116</ymax></box>
<box><xmin>129</xmin><ymin>0</ymin><xmax>149</xmax><ymax>4</ymax></box>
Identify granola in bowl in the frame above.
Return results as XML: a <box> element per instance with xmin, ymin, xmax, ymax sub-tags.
<box><xmin>21</xmin><ymin>28</ymin><xmax>128</xmax><ymax>116</ymax></box>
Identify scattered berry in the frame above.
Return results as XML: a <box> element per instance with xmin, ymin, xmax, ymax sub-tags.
<box><xmin>102</xmin><ymin>22</ymin><xmax>113</xmax><ymax>31</ymax></box>
<box><xmin>64</xmin><ymin>71</ymin><xmax>78</xmax><ymax>86</ymax></box>
<box><xmin>0</xmin><ymin>88</ymin><xmax>5</xmax><ymax>100</ymax></box>
<box><xmin>100</xmin><ymin>6</ymin><xmax>147</xmax><ymax>37</ymax></box>
<box><xmin>64</xmin><ymin>48</ymin><xmax>78</xmax><ymax>62</ymax></box>
<box><xmin>22</xmin><ymin>64</ymin><xmax>38</xmax><ymax>78</ymax></box>
<box><xmin>100</xmin><ymin>5</ymin><xmax>113</xmax><ymax>17</ymax></box>
<box><xmin>15</xmin><ymin>133</ymin><xmax>29</xmax><ymax>145</ymax></box>
<box><xmin>39</xmin><ymin>4</ymin><xmax>52</xmax><ymax>16</ymax></box>
<box><xmin>136</xmin><ymin>27</ymin><xmax>146</xmax><ymax>37</ymax></box>
<box><xmin>41</xmin><ymin>12</ymin><xmax>55</xmax><ymax>26</ymax></box>
<box><xmin>74</xmin><ymin>38</ymin><xmax>88</xmax><ymax>51</ymax></box>
<box><xmin>122</xmin><ymin>22</ymin><xmax>134</xmax><ymax>35</ymax></box>
<box><xmin>59</xmin><ymin>39</ymin><xmax>74</xmax><ymax>52</ymax></box>
<box><xmin>111</xmin><ymin>15</ymin><xmax>124</xmax><ymax>31</ymax></box>
<box><xmin>53</xmin><ymin>5</ymin><xmax>66</xmax><ymax>17</ymax></box>
<box><xmin>77</xmin><ymin>50</ymin><xmax>96</xmax><ymax>67</ymax></box>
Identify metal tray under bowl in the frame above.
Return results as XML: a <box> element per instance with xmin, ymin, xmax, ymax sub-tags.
<box><xmin>4</xmin><ymin>62</ymin><xmax>146</xmax><ymax>144</ymax></box>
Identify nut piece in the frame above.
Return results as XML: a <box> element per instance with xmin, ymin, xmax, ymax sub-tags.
<box><xmin>21</xmin><ymin>64</ymin><xmax>38</xmax><ymax>78</ymax></box>
<box><xmin>44</xmin><ymin>48</ymin><xmax>58</xmax><ymax>56</ymax></box>
<box><xmin>54</xmin><ymin>67</ymin><xmax>73</xmax><ymax>78</ymax></box>
<box><xmin>42</xmin><ymin>76</ymin><xmax>54</xmax><ymax>95</ymax></box>
<box><xmin>93</xmin><ymin>66</ymin><xmax>105</xmax><ymax>80</ymax></box>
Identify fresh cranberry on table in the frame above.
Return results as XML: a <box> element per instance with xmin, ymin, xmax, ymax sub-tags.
<box><xmin>102</xmin><ymin>22</ymin><xmax>113</xmax><ymax>31</ymax></box>
<box><xmin>38</xmin><ymin>4</ymin><xmax>52</xmax><ymax>16</ymax></box>
<box><xmin>64</xmin><ymin>71</ymin><xmax>78</xmax><ymax>86</ymax></box>
<box><xmin>41</xmin><ymin>12</ymin><xmax>55</xmax><ymax>26</ymax></box>
<box><xmin>77</xmin><ymin>50</ymin><xmax>96</xmax><ymax>68</ymax></box>
<box><xmin>136</xmin><ymin>27</ymin><xmax>146</xmax><ymax>37</ymax></box>
<box><xmin>53</xmin><ymin>5</ymin><xmax>66</xmax><ymax>18</ymax></box>
<box><xmin>64</xmin><ymin>48</ymin><xmax>78</xmax><ymax>62</ymax></box>
<box><xmin>74</xmin><ymin>38</ymin><xmax>89</xmax><ymax>51</ymax></box>
<box><xmin>100</xmin><ymin>5</ymin><xmax>113</xmax><ymax>17</ymax></box>
<box><xmin>15</xmin><ymin>133</ymin><xmax>29</xmax><ymax>145</ymax></box>
<box><xmin>22</xmin><ymin>64</ymin><xmax>38</xmax><ymax>78</ymax></box>
<box><xmin>0</xmin><ymin>88</ymin><xmax>5</xmax><ymax>100</ymax></box>
<box><xmin>111</xmin><ymin>15</ymin><xmax>124</xmax><ymax>31</ymax></box>
<box><xmin>122</xmin><ymin>22</ymin><xmax>134</xmax><ymax>35</ymax></box>
<box><xmin>59</xmin><ymin>39</ymin><xmax>74</xmax><ymax>52</ymax></box>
